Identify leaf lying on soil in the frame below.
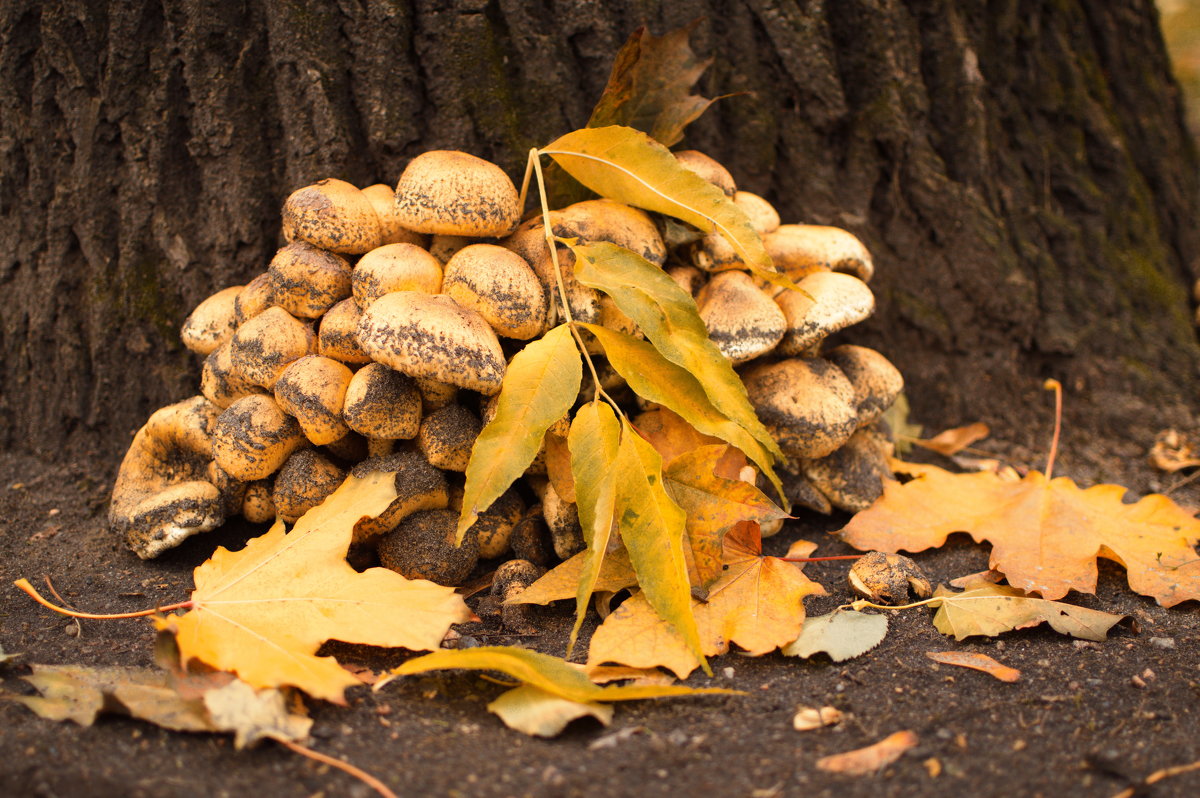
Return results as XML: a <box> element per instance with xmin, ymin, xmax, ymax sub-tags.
<box><xmin>487</xmin><ymin>684</ymin><xmax>614</xmax><ymax>737</ymax></box>
<box><xmin>816</xmin><ymin>730</ymin><xmax>919</xmax><ymax>775</ymax></box>
<box><xmin>781</xmin><ymin>610</ymin><xmax>889</xmax><ymax>663</ymax></box>
<box><xmin>927</xmin><ymin>582</ymin><xmax>1126</xmax><ymax>641</ymax></box>
<box><xmin>926</xmin><ymin>651</ymin><xmax>1021</xmax><ymax>683</ymax></box>
<box><xmin>840</xmin><ymin>461</ymin><xmax>1200</xmax><ymax>606</ymax></box>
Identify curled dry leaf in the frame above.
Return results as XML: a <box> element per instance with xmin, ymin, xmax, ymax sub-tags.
<box><xmin>1149</xmin><ymin>429</ymin><xmax>1200</xmax><ymax>473</ymax></box>
<box><xmin>793</xmin><ymin>705</ymin><xmax>844</xmax><ymax>732</ymax></box>
<box><xmin>926</xmin><ymin>651</ymin><xmax>1021</xmax><ymax>683</ymax></box>
<box><xmin>816</xmin><ymin>730</ymin><xmax>919</xmax><ymax>775</ymax></box>
<box><xmin>910</xmin><ymin>422</ymin><xmax>990</xmax><ymax>457</ymax></box>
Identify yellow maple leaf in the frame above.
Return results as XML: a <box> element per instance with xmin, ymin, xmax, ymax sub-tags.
<box><xmin>841</xmin><ymin>463</ymin><xmax>1200</xmax><ymax>607</ymax></box>
<box><xmin>158</xmin><ymin>470</ymin><xmax>472</xmax><ymax>703</ymax></box>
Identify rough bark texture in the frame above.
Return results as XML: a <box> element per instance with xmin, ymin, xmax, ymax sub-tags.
<box><xmin>2</xmin><ymin>0</ymin><xmax>1198</xmax><ymax>463</ymax></box>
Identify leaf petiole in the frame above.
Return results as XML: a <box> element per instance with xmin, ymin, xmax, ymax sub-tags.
<box><xmin>14</xmin><ymin>578</ymin><xmax>192</xmax><ymax>619</ymax></box>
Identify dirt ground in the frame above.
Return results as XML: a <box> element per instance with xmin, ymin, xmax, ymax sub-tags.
<box><xmin>1</xmin><ymin>432</ymin><xmax>1198</xmax><ymax>798</ymax></box>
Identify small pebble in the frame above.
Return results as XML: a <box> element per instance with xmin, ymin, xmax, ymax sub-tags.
<box><xmin>722</xmin><ymin>667</ymin><xmax>735</xmax><ymax>680</ymax></box>
<box><xmin>63</xmin><ymin>623</ymin><xmax>79</xmax><ymax>637</ymax></box>
<box><xmin>1131</xmin><ymin>674</ymin><xmax>1147</xmax><ymax>689</ymax></box>
<box><xmin>1149</xmin><ymin>637</ymin><xmax>1175</xmax><ymax>649</ymax></box>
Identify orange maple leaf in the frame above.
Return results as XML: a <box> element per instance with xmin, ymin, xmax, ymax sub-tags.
<box><xmin>158</xmin><ymin>470</ymin><xmax>472</xmax><ymax>703</ymax></box>
<box><xmin>841</xmin><ymin>463</ymin><xmax>1200</xmax><ymax>607</ymax></box>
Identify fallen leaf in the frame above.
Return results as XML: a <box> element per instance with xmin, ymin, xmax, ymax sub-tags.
<box><xmin>911</xmin><ymin>422</ymin><xmax>990</xmax><ymax>457</ymax></box>
<box><xmin>202</xmin><ymin>678</ymin><xmax>314</xmax><ymax>748</ymax></box>
<box><xmin>162</xmin><ymin>471</ymin><xmax>473</xmax><ymax>703</ymax></box>
<box><xmin>635</xmin><ymin>406</ymin><xmax>722</xmax><ymax>466</ymax></box>
<box><xmin>880</xmin><ymin>393</ymin><xmax>922</xmax><ymax>454</ymax></box>
<box><xmin>585</xmin><ymin>665</ymin><xmax>676</xmax><ymax>687</ymax></box>
<box><xmin>928</xmin><ymin>582</ymin><xmax>1126</xmax><ymax>641</ymax></box>
<box><xmin>840</xmin><ymin>462</ymin><xmax>1200</xmax><ymax>606</ymax></box>
<box><xmin>926</xmin><ymin>651</ymin><xmax>1021</xmax><ymax>683</ymax></box>
<box><xmin>1149</xmin><ymin>429</ymin><xmax>1200</xmax><ymax>472</ymax></box>
<box><xmin>781</xmin><ymin>610</ymin><xmax>889</xmax><ymax>662</ymax></box>
<box><xmin>509</xmin><ymin>546</ymin><xmax>637</xmax><ymax>606</ymax></box>
<box><xmin>816</xmin><ymin>730</ymin><xmax>919</xmax><ymax>775</ymax></box>
<box><xmin>542</xmin><ymin>427</ymin><xmax>575</xmax><ymax>504</ymax></box>
<box><xmin>487</xmin><ymin>684</ymin><xmax>613</xmax><ymax>737</ymax></box>
<box><xmin>0</xmin><ymin>642</ymin><xmax>17</xmax><ymax>665</ymax></box>
<box><xmin>793</xmin><ymin>705</ymin><xmax>843</xmax><ymax>732</ymax></box>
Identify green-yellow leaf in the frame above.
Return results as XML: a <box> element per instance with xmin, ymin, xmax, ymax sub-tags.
<box><xmin>458</xmin><ymin>324</ymin><xmax>582</xmax><ymax>542</ymax></box>
<box><xmin>507</xmin><ymin>547</ymin><xmax>638</xmax><ymax>606</ymax></box>
<box><xmin>541</xmin><ymin>126</ymin><xmax>779</xmax><ymax>284</ymax></box>
<box><xmin>487</xmin><ymin>684</ymin><xmax>613</xmax><ymax>737</ymax></box>
<box><xmin>567</xmin><ymin>401</ymin><xmax>622</xmax><ymax>655</ymax></box>
<box><xmin>581</xmin><ymin>323</ymin><xmax>782</xmax><ymax>498</ymax></box>
<box><xmin>929</xmin><ymin>583</ymin><xmax>1127</xmax><ymax>641</ymax></box>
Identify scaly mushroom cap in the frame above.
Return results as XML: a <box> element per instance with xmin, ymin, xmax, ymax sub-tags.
<box><xmin>800</xmin><ymin>427</ymin><xmax>892</xmax><ymax>513</ymax></box>
<box><xmin>356</xmin><ymin>291</ymin><xmax>506</xmax><ymax>395</ymax></box>
<box><xmin>429</xmin><ymin>234</ymin><xmax>473</xmax><ymax>264</ymax></box>
<box><xmin>499</xmin><ymin>214</ymin><xmax>597</xmax><ymax>328</ymax></box>
<box><xmin>282</xmin><ymin>178</ymin><xmax>383</xmax><ymax>255</ymax></box>
<box><xmin>342</xmin><ymin>363</ymin><xmax>422</xmax><ymax>440</ymax></box>
<box><xmin>229</xmin><ymin>306</ymin><xmax>317</xmax><ymax>389</ymax></box>
<box><xmin>692</xmin><ymin>191</ymin><xmax>780</xmax><ymax>271</ymax></box>
<box><xmin>775</xmin><ymin>272</ymin><xmax>875</xmax><ymax>356</ymax></box>
<box><xmin>666</xmin><ymin>265</ymin><xmax>707</xmax><ymax>296</ymax></box>
<box><xmin>764</xmin><ymin>224</ymin><xmax>875</xmax><ymax>283</ymax></box>
<box><xmin>471</xmin><ymin>487</ymin><xmax>525</xmax><ymax>559</ymax></box>
<box><xmin>234</xmin><ymin>272</ymin><xmax>278</xmax><ymax>324</ymax></box>
<box><xmin>825</xmin><ymin>345</ymin><xmax>904</xmax><ymax>427</ymax></box>
<box><xmin>241</xmin><ymin>479</ymin><xmax>276</xmax><ymax>523</ymax></box>
<box><xmin>393</xmin><ymin>150</ymin><xmax>521</xmax><ymax>237</ymax></box>
<box><xmin>742</xmin><ymin>358</ymin><xmax>858</xmax><ymax>459</ymax></box>
<box><xmin>201</xmin><ymin>340</ymin><xmax>268</xmax><ymax>409</ymax></box>
<box><xmin>272</xmin><ymin>449</ymin><xmax>347</xmax><ymax>523</ymax></box>
<box><xmin>273</xmin><ymin>355</ymin><xmax>353</xmax><ymax>445</ymax></box>
<box><xmin>181</xmin><ymin>286</ymin><xmax>243</xmax><ymax>356</ymax></box>
<box><xmin>321</xmin><ymin>430</ymin><xmax>370</xmax><ymax>462</ymax></box>
<box><xmin>352</xmin><ymin>243</ymin><xmax>443</xmax><ymax>309</ymax></box>
<box><xmin>212</xmin><ymin>394</ymin><xmax>308</xmax><ymax>481</ymax></box>
<box><xmin>349</xmin><ymin>452</ymin><xmax>451</xmax><ymax>542</ymax></box>
<box><xmin>673</xmin><ymin>150</ymin><xmax>737</xmax><ymax>197</ymax></box>
<box><xmin>317</xmin><ymin>298</ymin><xmax>372</xmax><ymax>365</ymax></box>
<box><xmin>361</xmin><ymin>183</ymin><xmax>428</xmax><ymax>248</ymax></box>
<box><xmin>540</xmin><ymin>480</ymin><xmax>584</xmax><ymax>560</ymax></box>
<box><xmin>696</xmin><ymin>271</ymin><xmax>786</xmax><ymax>364</ymax></box>
<box><xmin>509</xmin><ymin>507</ymin><xmax>554</xmax><ymax>566</ymax></box>
<box><xmin>555</xmin><ymin>199</ymin><xmax>667</xmax><ymax>266</ymax></box>
<box><xmin>267</xmin><ymin>242</ymin><xmax>353</xmax><ymax>319</ymax></box>
<box><xmin>442</xmin><ymin>244</ymin><xmax>548</xmax><ymax>340</ymax></box>
<box><xmin>414</xmin><ymin>377</ymin><xmax>459</xmax><ymax>412</ymax></box>
<box><xmin>416</xmin><ymin>403</ymin><xmax>482</xmax><ymax>472</ymax></box>
<box><xmin>110</xmin><ymin>396</ymin><xmax>226</xmax><ymax>559</ymax></box>
<box><xmin>377</xmin><ymin>509</ymin><xmax>480</xmax><ymax>586</ymax></box>
<box><xmin>778</xmin><ymin>460</ymin><xmax>833</xmax><ymax>515</ymax></box>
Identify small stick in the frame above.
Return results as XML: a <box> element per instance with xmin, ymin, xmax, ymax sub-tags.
<box><xmin>44</xmin><ymin>575</ymin><xmax>83</xmax><ymax>637</ymax></box>
<box><xmin>275</xmin><ymin>738</ymin><xmax>398</xmax><ymax>798</ymax></box>
<box><xmin>1043</xmin><ymin>379</ymin><xmax>1063</xmax><ymax>479</ymax></box>
<box><xmin>14</xmin><ymin>578</ymin><xmax>192</xmax><ymax>619</ymax></box>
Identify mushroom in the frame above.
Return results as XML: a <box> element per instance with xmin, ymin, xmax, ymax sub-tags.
<box><xmin>110</xmin><ymin>396</ymin><xmax>226</xmax><ymax>559</ymax></box>
<box><xmin>775</xmin><ymin>272</ymin><xmax>875</xmax><ymax>357</ymax></box>
<box><xmin>392</xmin><ymin>150</ymin><xmax>521</xmax><ymax>237</ymax></box>
<box><xmin>800</xmin><ymin>427</ymin><xmax>893</xmax><ymax>513</ymax></box>
<box><xmin>321</xmin><ymin>430</ymin><xmax>370</xmax><ymax>463</ymax></box>
<box><xmin>272</xmin><ymin>449</ymin><xmax>347</xmax><ymax>523</ymax></box>
<box><xmin>848</xmin><ymin>552</ymin><xmax>933</xmax><ymax>604</ymax></box>
<box><xmin>351</xmin><ymin>243</ymin><xmax>443</xmax><ymax>309</ymax></box>
<box><xmin>673</xmin><ymin>150</ymin><xmax>737</xmax><ymax>197</ymax></box>
<box><xmin>696</xmin><ymin>271</ymin><xmax>786</xmax><ymax>364</ymax></box>
<box><xmin>281</xmin><ymin>178</ymin><xmax>383</xmax><ymax>255</ymax></box>
<box><xmin>414</xmin><ymin>377</ymin><xmax>459</xmax><ymax>412</ymax></box>
<box><xmin>181</xmin><ymin>286</ymin><xmax>243</xmax><ymax>356</ymax></box>
<box><xmin>211</xmin><ymin>394</ymin><xmax>308</xmax><ymax>481</ymax></box>
<box><xmin>666</xmin><ymin>265</ymin><xmax>707</xmax><ymax>297</ymax></box>
<box><xmin>825</xmin><ymin>345</ymin><xmax>904</xmax><ymax>427</ymax></box>
<box><xmin>491</xmin><ymin>558</ymin><xmax>545</xmax><ymax>633</ymax></box>
<box><xmin>361</xmin><ymin>183</ymin><xmax>428</xmax><ymax>248</ymax></box>
<box><xmin>764</xmin><ymin>224</ymin><xmax>875</xmax><ymax>283</ymax></box>
<box><xmin>317</xmin><ymin>298</ymin><xmax>373</xmax><ymax>365</ymax></box>
<box><xmin>734</xmin><ymin>191</ymin><xmax>780</xmax><ymax>234</ymax></box>
<box><xmin>342</xmin><ymin>363</ymin><xmax>422</xmax><ymax>441</ymax></box>
<box><xmin>377</xmin><ymin>509</ymin><xmax>479</xmax><ymax>586</ymax></box>
<box><xmin>356</xmin><ymin>291</ymin><xmax>506</xmax><ymax>395</ymax></box>
<box><xmin>241</xmin><ymin>479</ymin><xmax>276</xmax><ymax>523</ymax></box>
<box><xmin>201</xmin><ymin>340</ymin><xmax>268</xmax><ymax>409</ymax></box>
<box><xmin>234</xmin><ymin>272</ymin><xmax>278</xmax><ymax>324</ymax></box>
<box><xmin>778</xmin><ymin>460</ymin><xmax>833</xmax><ymax>515</ymax></box>
<box><xmin>500</xmin><ymin>214</ymin><xmax>602</xmax><ymax>328</ymax></box>
<box><xmin>349</xmin><ymin>452</ymin><xmax>450</xmax><ymax>542</ymax></box>
<box><xmin>273</xmin><ymin>355</ymin><xmax>353</xmax><ymax>445</ymax></box>
<box><xmin>416</xmin><ymin>403</ymin><xmax>482</xmax><ymax>472</ymax></box>
<box><xmin>539</xmin><ymin>480</ymin><xmax>584</xmax><ymax>560</ymax></box>
<box><xmin>741</xmin><ymin>357</ymin><xmax>859</xmax><ymax>459</ymax></box>
<box><xmin>228</xmin><ymin>306</ymin><xmax>317</xmax><ymax>390</ymax></box>
<box><xmin>508</xmin><ymin>507</ymin><xmax>555</xmax><ymax>567</ymax></box>
<box><xmin>469</xmin><ymin>487</ymin><xmax>525</xmax><ymax>559</ymax></box>
<box><xmin>429</xmin><ymin>234</ymin><xmax>473</xmax><ymax>264</ymax></box>
<box><xmin>267</xmin><ymin>242</ymin><xmax>353</xmax><ymax>319</ymax></box>
<box><xmin>691</xmin><ymin>191</ymin><xmax>780</xmax><ymax>272</ymax></box>
<box><xmin>442</xmin><ymin>244</ymin><xmax>548</xmax><ymax>339</ymax></box>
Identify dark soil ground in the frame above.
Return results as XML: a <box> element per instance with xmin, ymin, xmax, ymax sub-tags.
<box><xmin>1</xmin><ymin>430</ymin><xmax>1198</xmax><ymax>798</ymax></box>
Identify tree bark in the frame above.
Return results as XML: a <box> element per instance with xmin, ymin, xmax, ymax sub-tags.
<box><xmin>2</xmin><ymin>0</ymin><xmax>1197</xmax><ymax>464</ymax></box>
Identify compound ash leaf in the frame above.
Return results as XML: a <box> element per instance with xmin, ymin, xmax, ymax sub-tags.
<box><xmin>839</xmin><ymin>463</ymin><xmax>1200</xmax><ymax>607</ymax></box>
<box><xmin>928</xmin><ymin>582</ymin><xmax>1126</xmax><ymax>641</ymax></box>
<box><xmin>458</xmin><ymin>323</ymin><xmax>582</xmax><ymax>542</ymax></box>
<box><xmin>161</xmin><ymin>471</ymin><xmax>472</xmax><ymax>703</ymax></box>
<box><xmin>781</xmin><ymin>610</ymin><xmax>889</xmax><ymax>663</ymax></box>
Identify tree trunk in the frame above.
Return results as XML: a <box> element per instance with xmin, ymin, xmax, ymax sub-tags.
<box><xmin>2</xmin><ymin>0</ymin><xmax>1197</xmax><ymax>467</ymax></box>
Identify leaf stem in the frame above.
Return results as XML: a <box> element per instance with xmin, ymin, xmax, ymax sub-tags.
<box><xmin>14</xmin><ymin>578</ymin><xmax>192</xmax><ymax>619</ymax></box>
<box><xmin>779</xmin><ymin>554</ymin><xmax>864</xmax><ymax>563</ymax></box>
<box><xmin>276</xmin><ymin>738</ymin><xmax>398</xmax><ymax>798</ymax></box>
<box><xmin>1043</xmin><ymin>378</ymin><xmax>1063</xmax><ymax>479</ymax></box>
<box><xmin>517</xmin><ymin>148</ymin><xmax>536</xmax><ymax>213</ymax></box>
<box><xmin>842</xmin><ymin>597</ymin><xmax>943</xmax><ymax>612</ymax></box>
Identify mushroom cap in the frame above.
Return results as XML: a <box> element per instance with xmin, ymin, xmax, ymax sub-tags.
<box><xmin>342</xmin><ymin>362</ymin><xmax>422</xmax><ymax>440</ymax></box>
<box><xmin>666</xmin><ymin>265</ymin><xmax>707</xmax><ymax>296</ymax></box>
<box><xmin>361</xmin><ymin>183</ymin><xmax>428</xmax><ymax>248</ymax></box>
<box><xmin>241</xmin><ymin>479</ymin><xmax>276</xmax><ymax>523</ymax></box>
<box><xmin>414</xmin><ymin>376</ymin><xmax>459</xmax><ymax>412</ymax></box>
<box><xmin>778</xmin><ymin>460</ymin><xmax>833</xmax><ymax>515</ymax></box>
<box><xmin>673</xmin><ymin>150</ymin><xmax>737</xmax><ymax>197</ymax></box>
<box><xmin>317</xmin><ymin>298</ymin><xmax>373</xmax><ymax>365</ymax></box>
<box><xmin>416</xmin><ymin>403</ymin><xmax>482</xmax><ymax>472</ymax></box>
<box><xmin>349</xmin><ymin>452</ymin><xmax>451</xmax><ymax>542</ymax></box>
<box><xmin>352</xmin><ymin>243</ymin><xmax>443</xmax><ymax>309</ymax></box>
<box><xmin>691</xmin><ymin>192</ymin><xmax>780</xmax><ymax>272</ymax></box>
<box><xmin>356</xmin><ymin>291</ymin><xmax>506</xmax><ymax>395</ymax></box>
<box><xmin>282</xmin><ymin>178</ymin><xmax>383</xmax><ymax>255</ymax></box>
<box><xmin>272</xmin><ymin>449</ymin><xmax>347</xmax><ymax>523</ymax></box>
<box><xmin>229</xmin><ymin>306</ymin><xmax>317</xmax><ymax>389</ymax></box>
<box><xmin>393</xmin><ymin>151</ymin><xmax>521</xmax><ymax>237</ymax></box>
<box><xmin>471</xmin><ymin>487</ymin><xmax>525</xmax><ymax>559</ymax></box>
<box><xmin>377</xmin><ymin>509</ymin><xmax>479</xmax><ymax>586</ymax></box>
<box><xmin>442</xmin><ymin>244</ymin><xmax>548</xmax><ymax>339</ymax></box>
<box><xmin>509</xmin><ymin>507</ymin><xmax>554</xmax><ymax>567</ymax></box>
<box><xmin>321</xmin><ymin>430</ymin><xmax>370</xmax><ymax>462</ymax></box>
<box><xmin>541</xmin><ymin>480</ymin><xmax>584</xmax><ymax>560</ymax></box>
<box><xmin>212</xmin><ymin>394</ymin><xmax>308</xmax><ymax>481</ymax></box>
<box><xmin>429</xmin><ymin>234</ymin><xmax>473</xmax><ymax>264</ymax></box>
<box><xmin>273</xmin><ymin>355</ymin><xmax>354</xmax><ymax>445</ymax></box>
<box><xmin>267</xmin><ymin>242</ymin><xmax>353</xmax><ymax>319</ymax></box>
<box><xmin>742</xmin><ymin>357</ymin><xmax>859</xmax><ymax>459</ymax></box>
<box><xmin>775</xmin><ymin>271</ymin><xmax>875</xmax><ymax>356</ymax></box>
<box><xmin>696</xmin><ymin>271</ymin><xmax>786</xmax><ymax>364</ymax></box>
<box><xmin>234</xmin><ymin>272</ymin><xmax>278</xmax><ymax>324</ymax></box>
<box><xmin>800</xmin><ymin>427</ymin><xmax>892</xmax><ymax>513</ymax></box>
<box><xmin>181</xmin><ymin>286</ymin><xmax>243</xmax><ymax>356</ymax></box>
<box><xmin>500</xmin><ymin>214</ymin><xmax>601</xmax><ymax>328</ymax></box>
<box><xmin>201</xmin><ymin>340</ymin><xmax>268</xmax><ymax>409</ymax></box>
<box><xmin>734</xmin><ymin>191</ymin><xmax>780</xmax><ymax>235</ymax></box>
<box><xmin>764</xmin><ymin>224</ymin><xmax>874</xmax><ymax>283</ymax></box>
<box><xmin>555</xmin><ymin>199</ymin><xmax>667</xmax><ymax>266</ymax></box>
<box><xmin>825</xmin><ymin>345</ymin><xmax>904</xmax><ymax>427</ymax></box>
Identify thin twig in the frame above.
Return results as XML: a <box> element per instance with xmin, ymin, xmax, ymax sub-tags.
<box><xmin>276</xmin><ymin>738</ymin><xmax>398</xmax><ymax>798</ymax></box>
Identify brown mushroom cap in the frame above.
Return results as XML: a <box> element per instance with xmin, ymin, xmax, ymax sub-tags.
<box><xmin>201</xmin><ymin>340</ymin><xmax>268</xmax><ymax>409</ymax></box>
<box><xmin>471</xmin><ymin>487</ymin><xmax>525</xmax><ymax>559</ymax></box>
<box><xmin>349</xmin><ymin>452</ymin><xmax>451</xmax><ymax>542</ymax></box>
<box><xmin>442</xmin><ymin>244</ymin><xmax>548</xmax><ymax>340</ymax></box>
<box><xmin>377</xmin><ymin>508</ymin><xmax>480</xmax><ymax>586</ymax></box>
<box><xmin>825</xmin><ymin>345</ymin><xmax>904</xmax><ymax>427</ymax></box>
<box><xmin>267</xmin><ymin>242</ymin><xmax>353</xmax><ymax>319</ymax></box>
<box><xmin>734</xmin><ymin>191</ymin><xmax>780</xmax><ymax>235</ymax></box>
<box><xmin>764</xmin><ymin>224</ymin><xmax>875</xmax><ymax>283</ymax></box>
<box><xmin>342</xmin><ymin>363</ymin><xmax>422</xmax><ymax>440</ymax></box>
<box><xmin>509</xmin><ymin>507</ymin><xmax>554</xmax><ymax>567</ymax></box>
<box><xmin>181</xmin><ymin>286</ymin><xmax>243</xmax><ymax>356</ymax></box>
<box><xmin>775</xmin><ymin>271</ymin><xmax>875</xmax><ymax>356</ymax></box>
<box><xmin>742</xmin><ymin>357</ymin><xmax>859</xmax><ymax>459</ymax></box>
<box><xmin>778</xmin><ymin>460</ymin><xmax>833</xmax><ymax>515</ymax></box>
<box><xmin>352</xmin><ymin>243</ymin><xmax>443</xmax><ymax>309</ymax></box>
<box><xmin>393</xmin><ymin>150</ymin><xmax>521</xmax><ymax>237</ymax></box>
<box><xmin>356</xmin><ymin>291</ymin><xmax>506</xmax><ymax>395</ymax></box>
<box><xmin>241</xmin><ymin>479</ymin><xmax>276</xmax><ymax>523</ymax></box>
<box><xmin>696</xmin><ymin>271</ymin><xmax>786</xmax><ymax>364</ymax></box>
<box><xmin>317</xmin><ymin>298</ymin><xmax>373</xmax><ymax>365</ymax></box>
<box><xmin>429</xmin><ymin>234</ymin><xmax>473</xmax><ymax>264</ymax></box>
<box><xmin>273</xmin><ymin>355</ymin><xmax>354</xmax><ymax>445</ymax></box>
<box><xmin>229</xmin><ymin>306</ymin><xmax>317</xmax><ymax>389</ymax></box>
<box><xmin>414</xmin><ymin>377</ymin><xmax>459</xmax><ymax>412</ymax></box>
<box><xmin>800</xmin><ymin>427</ymin><xmax>892</xmax><ymax>513</ymax></box>
<box><xmin>272</xmin><ymin>449</ymin><xmax>347</xmax><ymax>523</ymax></box>
<box><xmin>500</xmin><ymin>214</ymin><xmax>600</xmax><ymax>328</ymax></box>
<box><xmin>416</xmin><ymin>403</ymin><xmax>482</xmax><ymax>472</ymax></box>
<box><xmin>234</xmin><ymin>272</ymin><xmax>278</xmax><ymax>324</ymax></box>
<box><xmin>282</xmin><ymin>178</ymin><xmax>383</xmax><ymax>255</ymax></box>
<box><xmin>212</xmin><ymin>394</ymin><xmax>308</xmax><ymax>481</ymax></box>
<box><xmin>674</xmin><ymin>150</ymin><xmax>737</xmax><ymax>197</ymax></box>
<box><xmin>667</xmin><ymin>265</ymin><xmax>707</xmax><ymax>296</ymax></box>
<box><xmin>361</xmin><ymin>183</ymin><xmax>428</xmax><ymax>248</ymax></box>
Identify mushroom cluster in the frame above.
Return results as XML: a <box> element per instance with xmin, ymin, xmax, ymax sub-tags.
<box><xmin>111</xmin><ymin>147</ymin><xmax>902</xmax><ymax>590</ymax></box>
